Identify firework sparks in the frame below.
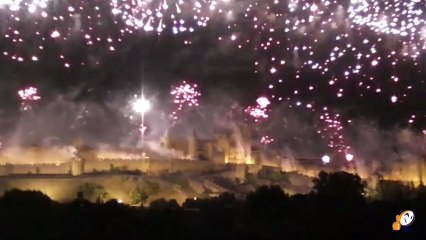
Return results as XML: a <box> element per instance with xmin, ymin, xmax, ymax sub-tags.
<box><xmin>110</xmin><ymin>0</ymin><xmax>231</xmax><ymax>34</ymax></box>
<box><xmin>0</xmin><ymin>0</ymin><xmax>49</xmax><ymax>13</ymax></box>
<box><xmin>1</xmin><ymin>0</ymin><xmax>426</xmax><ymax>139</ymax></box>
<box><xmin>318</xmin><ymin>110</ymin><xmax>352</xmax><ymax>155</ymax></box>
<box><xmin>132</xmin><ymin>96</ymin><xmax>151</xmax><ymax>114</ymax></box>
<box><xmin>170</xmin><ymin>81</ymin><xmax>201</xmax><ymax>121</ymax></box>
<box><xmin>217</xmin><ymin>0</ymin><xmax>426</xmax><ymax>133</ymax></box>
<box><xmin>348</xmin><ymin>0</ymin><xmax>426</xmax><ymax>56</ymax></box>
<box><xmin>260</xmin><ymin>135</ymin><xmax>274</xmax><ymax>145</ymax></box>
<box><xmin>245</xmin><ymin>96</ymin><xmax>270</xmax><ymax>122</ymax></box>
<box><xmin>0</xmin><ymin>0</ymin><xmax>125</xmax><ymax>66</ymax></box>
<box><xmin>17</xmin><ymin>86</ymin><xmax>41</xmax><ymax>112</ymax></box>
<box><xmin>139</xmin><ymin>124</ymin><xmax>148</xmax><ymax>134</ymax></box>
<box><xmin>18</xmin><ymin>86</ymin><xmax>41</xmax><ymax>101</ymax></box>
<box><xmin>345</xmin><ymin>153</ymin><xmax>354</xmax><ymax>162</ymax></box>
<box><xmin>322</xmin><ymin>155</ymin><xmax>331</xmax><ymax>164</ymax></box>
<box><xmin>0</xmin><ymin>0</ymin><xmax>236</xmax><ymax>65</ymax></box>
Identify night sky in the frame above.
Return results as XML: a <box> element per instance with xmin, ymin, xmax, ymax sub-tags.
<box><xmin>1</xmin><ymin>0</ymin><xmax>426</xmax><ymax>155</ymax></box>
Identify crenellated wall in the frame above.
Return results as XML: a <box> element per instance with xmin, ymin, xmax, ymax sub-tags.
<box><xmin>0</xmin><ymin>163</ymin><xmax>70</xmax><ymax>176</ymax></box>
<box><xmin>0</xmin><ymin>164</ymin><xmax>13</xmax><ymax>176</ymax></box>
<box><xmin>37</xmin><ymin>164</ymin><xmax>70</xmax><ymax>174</ymax></box>
<box><xmin>0</xmin><ymin>158</ymin><xmax>230</xmax><ymax>177</ymax></box>
<box><xmin>170</xmin><ymin>160</ymin><xmax>228</xmax><ymax>174</ymax></box>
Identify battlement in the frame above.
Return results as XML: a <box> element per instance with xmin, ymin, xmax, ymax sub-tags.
<box><xmin>0</xmin><ymin>163</ymin><xmax>70</xmax><ymax>176</ymax></box>
<box><xmin>0</xmin><ymin>157</ymin><xmax>237</xmax><ymax>177</ymax></box>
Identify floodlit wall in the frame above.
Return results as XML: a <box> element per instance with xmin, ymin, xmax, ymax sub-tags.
<box><xmin>38</xmin><ymin>164</ymin><xmax>70</xmax><ymax>174</ymax></box>
<box><xmin>0</xmin><ymin>164</ymin><xmax>70</xmax><ymax>176</ymax></box>
<box><xmin>147</xmin><ymin>160</ymin><xmax>173</xmax><ymax>174</ymax></box>
<box><xmin>0</xmin><ymin>159</ymin><xmax>227</xmax><ymax>176</ymax></box>
<box><xmin>84</xmin><ymin>159</ymin><xmax>150</xmax><ymax>173</ymax></box>
<box><xmin>0</xmin><ymin>165</ymin><xmax>13</xmax><ymax>176</ymax></box>
<box><xmin>170</xmin><ymin>160</ymin><xmax>224</xmax><ymax>174</ymax></box>
<box><xmin>7</xmin><ymin>165</ymin><xmax>38</xmax><ymax>175</ymax></box>
<box><xmin>168</xmin><ymin>139</ymin><xmax>188</xmax><ymax>155</ymax></box>
<box><xmin>84</xmin><ymin>160</ymin><xmax>111</xmax><ymax>172</ymax></box>
<box><xmin>386</xmin><ymin>159</ymin><xmax>426</xmax><ymax>184</ymax></box>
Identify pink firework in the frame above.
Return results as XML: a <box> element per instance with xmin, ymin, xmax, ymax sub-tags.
<box><xmin>260</xmin><ymin>135</ymin><xmax>274</xmax><ymax>145</ymax></box>
<box><xmin>170</xmin><ymin>81</ymin><xmax>201</xmax><ymax>120</ymax></box>
<box><xmin>18</xmin><ymin>86</ymin><xmax>41</xmax><ymax>101</ymax></box>
<box><xmin>18</xmin><ymin>86</ymin><xmax>41</xmax><ymax>112</ymax></box>
<box><xmin>245</xmin><ymin>96</ymin><xmax>271</xmax><ymax>122</ymax></box>
<box><xmin>317</xmin><ymin>109</ymin><xmax>352</xmax><ymax>159</ymax></box>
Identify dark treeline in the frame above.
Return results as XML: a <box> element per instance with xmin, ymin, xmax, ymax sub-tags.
<box><xmin>1</xmin><ymin>171</ymin><xmax>425</xmax><ymax>240</ymax></box>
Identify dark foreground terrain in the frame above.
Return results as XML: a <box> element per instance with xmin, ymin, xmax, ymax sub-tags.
<box><xmin>0</xmin><ymin>171</ymin><xmax>425</xmax><ymax>240</ymax></box>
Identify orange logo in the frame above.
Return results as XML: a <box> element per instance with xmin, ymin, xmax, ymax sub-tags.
<box><xmin>392</xmin><ymin>210</ymin><xmax>415</xmax><ymax>231</ymax></box>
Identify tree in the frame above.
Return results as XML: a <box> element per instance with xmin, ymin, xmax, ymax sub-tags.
<box><xmin>0</xmin><ymin>189</ymin><xmax>52</xmax><ymax>209</ymax></box>
<box><xmin>78</xmin><ymin>183</ymin><xmax>109</xmax><ymax>202</ymax></box>
<box><xmin>246</xmin><ymin>185</ymin><xmax>289</xmax><ymax>222</ymax></box>
<box><xmin>149</xmin><ymin>198</ymin><xmax>180</xmax><ymax>211</ymax></box>
<box><xmin>144</xmin><ymin>180</ymin><xmax>160</xmax><ymax>195</ymax></box>
<box><xmin>130</xmin><ymin>187</ymin><xmax>149</xmax><ymax>205</ymax></box>
<box><xmin>312</xmin><ymin>171</ymin><xmax>366</xmax><ymax>204</ymax></box>
<box><xmin>376</xmin><ymin>180</ymin><xmax>416</xmax><ymax>200</ymax></box>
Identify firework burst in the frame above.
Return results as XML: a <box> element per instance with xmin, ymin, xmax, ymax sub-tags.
<box><xmin>1</xmin><ymin>0</ymin><xmax>125</xmax><ymax>66</ymax></box>
<box><xmin>1</xmin><ymin>0</ymin><xmax>426</xmax><ymax>146</ymax></box>
<box><xmin>110</xmin><ymin>0</ymin><xmax>232</xmax><ymax>34</ymax></box>
<box><xmin>170</xmin><ymin>81</ymin><xmax>201</xmax><ymax>121</ymax></box>
<box><xmin>18</xmin><ymin>86</ymin><xmax>41</xmax><ymax>111</ymax></box>
<box><xmin>245</xmin><ymin>96</ymin><xmax>270</xmax><ymax>122</ymax></box>
<box><xmin>260</xmin><ymin>135</ymin><xmax>274</xmax><ymax>145</ymax></box>
<box><xmin>0</xmin><ymin>0</ymin><xmax>49</xmax><ymax>13</ymax></box>
<box><xmin>18</xmin><ymin>86</ymin><xmax>41</xmax><ymax>101</ymax></box>
<box><xmin>317</xmin><ymin>109</ymin><xmax>352</xmax><ymax>157</ymax></box>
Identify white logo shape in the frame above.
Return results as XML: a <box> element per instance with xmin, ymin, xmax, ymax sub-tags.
<box><xmin>399</xmin><ymin>210</ymin><xmax>415</xmax><ymax>226</ymax></box>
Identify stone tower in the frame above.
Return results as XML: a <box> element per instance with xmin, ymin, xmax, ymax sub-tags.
<box><xmin>241</xmin><ymin>125</ymin><xmax>253</xmax><ymax>164</ymax></box>
<box><xmin>71</xmin><ymin>157</ymin><xmax>84</xmax><ymax>176</ymax></box>
<box><xmin>214</xmin><ymin>132</ymin><xmax>230</xmax><ymax>164</ymax></box>
<box><xmin>161</xmin><ymin>128</ymin><xmax>172</xmax><ymax>149</ymax></box>
<box><xmin>187</xmin><ymin>128</ymin><xmax>198</xmax><ymax>160</ymax></box>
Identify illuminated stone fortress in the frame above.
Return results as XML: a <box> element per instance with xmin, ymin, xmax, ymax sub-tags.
<box><xmin>161</xmin><ymin>125</ymin><xmax>260</xmax><ymax>164</ymax></box>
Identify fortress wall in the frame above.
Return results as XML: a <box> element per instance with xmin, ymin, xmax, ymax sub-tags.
<box><xmin>107</xmin><ymin>160</ymin><xmax>149</xmax><ymax>172</ymax></box>
<box><xmin>84</xmin><ymin>161</ymin><xmax>112</xmax><ymax>172</ymax></box>
<box><xmin>147</xmin><ymin>160</ymin><xmax>173</xmax><ymax>174</ymax></box>
<box><xmin>171</xmin><ymin>160</ymin><xmax>229</xmax><ymax>174</ymax></box>
<box><xmin>8</xmin><ymin>165</ymin><xmax>39</xmax><ymax>175</ymax></box>
<box><xmin>120</xmin><ymin>160</ymin><xmax>149</xmax><ymax>172</ymax></box>
<box><xmin>0</xmin><ymin>164</ymin><xmax>71</xmax><ymax>175</ymax></box>
<box><xmin>217</xmin><ymin>164</ymin><xmax>262</xmax><ymax>180</ymax></box>
<box><xmin>386</xmin><ymin>161</ymin><xmax>424</xmax><ymax>183</ymax></box>
<box><xmin>85</xmin><ymin>159</ymin><xmax>150</xmax><ymax>173</ymax></box>
<box><xmin>172</xmin><ymin>160</ymin><xmax>206</xmax><ymax>173</ymax></box>
<box><xmin>169</xmin><ymin>139</ymin><xmax>188</xmax><ymax>155</ymax></box>
<box><xmin>246</xmin><ymin>164</ymin><xmax>262</xmax><ymax>174</ymax></box>
<box><xmin>0</xmin><ymin>165</ymin><xmax>13</xmax><ymax>176</ymax></box>
<box><xmin>37</xmin><ymin>164</ymin><xmax>70</xmax><ymax>174</ymax></box>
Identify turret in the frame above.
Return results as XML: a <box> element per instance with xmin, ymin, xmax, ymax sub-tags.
<box><xmin>241</xmin><ymin>125</ymin><xmax>253</xmax><ymax>164</ymax></box>
<box><xmin>214</xmin><ymin>132</ymin><xmax>230</xmax><ymax>164</ymax></box>
<box><xmin>161</xmin><ymin>128</ymin><xmax>172</xmax><ymax>149</ymax></box>
<box><xmin>71</xmin><ymin>157</ymin><xmax>84</xmax><ymax>176</ymax></box>
<box><xmin>187</xmin><ymin>128</ymin><xmax>198</xmax><ymax>160</ymax></box>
